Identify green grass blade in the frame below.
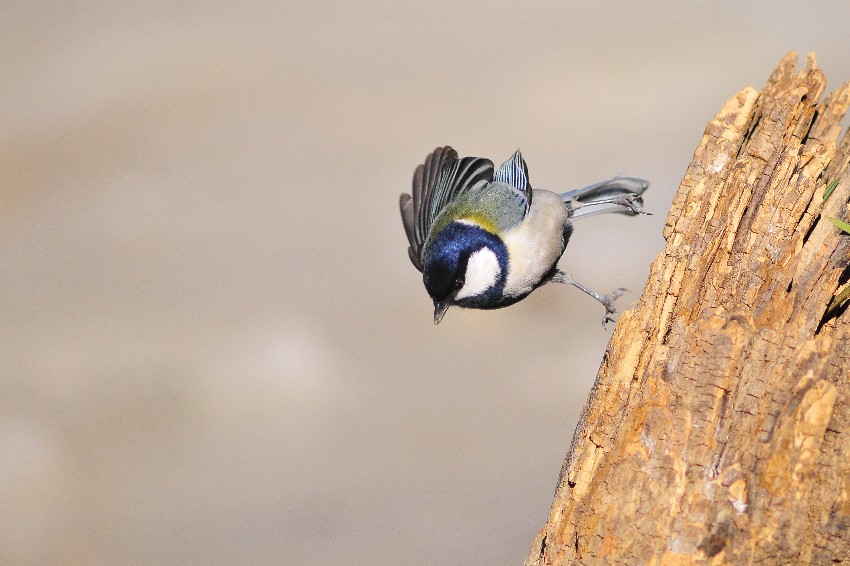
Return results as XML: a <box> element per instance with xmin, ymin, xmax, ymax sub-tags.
<box><xmin>828</xmin><ymin>217</ymin><xmax>850</xmax><ymax>235</ymax></box>
<box><xmin>826</xmin><ymin>285</ymin><xmax>850</xmax><ymax>317</ymax></box>
<box><xmin>822</xmin><ymin>178</ymin><xmax>840</xmax><ymax>201</ymax></box>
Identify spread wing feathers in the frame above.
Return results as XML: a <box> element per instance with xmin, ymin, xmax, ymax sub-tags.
<box><xmin>428</xmin><ymin>156</ymin><xmax>493</xmax><ymax>227</ymax></box>
<box><xmin>493</xmin><ymin>149</ymin><xmax>532</xmax><ymax>214</ymax></box>
<box><xmin>562</xmin><ymin>176</ymin><xmax>649</xmax><ymax>218</ymax></box>
<box><xmin>400</xmin><ymin>146</ymin><xmax>493</xmax><ymax>271</ymax></box>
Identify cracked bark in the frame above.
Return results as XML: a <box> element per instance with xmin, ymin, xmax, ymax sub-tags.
<box><xmin>526</xmin><ymin>52</ymin><xmax>850</xmax><ymax>565</ymax></box>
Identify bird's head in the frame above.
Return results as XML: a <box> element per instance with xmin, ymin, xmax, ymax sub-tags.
<box><xmin>422</xmin><ymin>221</ymin><xmax>508</xmax><ymax>324</ymax></box>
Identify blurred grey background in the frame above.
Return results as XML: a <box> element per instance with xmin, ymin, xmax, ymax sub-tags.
<box><xmin>1</xmin><ymin>2</ymin><xmax>848</xmax><ymax>565</ymax></box>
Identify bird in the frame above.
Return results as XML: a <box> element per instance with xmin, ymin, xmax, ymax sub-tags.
<box><xmin>399</xmin><ymin>146</ymin><xmax>649</xmax><ymax>325</ymax></box>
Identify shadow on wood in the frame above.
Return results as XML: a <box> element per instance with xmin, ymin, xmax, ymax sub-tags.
<box><xmin>526</xmin><ymin>52</ymin><xmax>850</xmax><ymax>565</ymax></box>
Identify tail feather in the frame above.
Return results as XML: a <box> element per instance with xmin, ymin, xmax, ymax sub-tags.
<box><xmin>561</xmin><ymin>176</ymin><xmax>649</xmax><ymax>218</ymax></box>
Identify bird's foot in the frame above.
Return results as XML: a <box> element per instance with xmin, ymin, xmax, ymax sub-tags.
<box><xmin>598</xmin><ymin>287</ymin><xmax>627</xmax><ymax>328</ymax></box>
<box><xmin>549</xmin><ymin>270</ymin><xmax>629</xmax><ymax>328</ymax></box>
<box><xmin>616</xmin><ymin>194</ymin><xmax>651</xmax><ymax>215</ymax></box>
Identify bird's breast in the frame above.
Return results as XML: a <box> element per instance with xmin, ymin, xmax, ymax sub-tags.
<box><xmin>501</xmin><ymin>189</ymin><xmax>570</xmax><ymax>298</ymax></box>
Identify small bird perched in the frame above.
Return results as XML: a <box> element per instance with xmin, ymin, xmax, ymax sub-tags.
<box><xmin>399</xmin><ymin>146</ymin><xmax>649</xmax><ymax>325</ymax></box>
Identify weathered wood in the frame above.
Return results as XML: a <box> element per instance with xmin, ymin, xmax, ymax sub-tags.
<box><xmin>526</xmin><ymin>52</ymin><xmax>850</xmax><ymax>565</ymax></box>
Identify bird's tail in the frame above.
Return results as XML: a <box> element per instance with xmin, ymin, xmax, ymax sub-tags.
<box><xmin>561</xmin><ymin>177</ymin><xmax>649</xmax><ymax>218</ymax></box>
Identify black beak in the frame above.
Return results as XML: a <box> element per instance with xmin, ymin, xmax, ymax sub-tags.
<box><xmin>433</xmin><ymin>300</ymin><xmax>450</xmax><ymax>325</ymax></box>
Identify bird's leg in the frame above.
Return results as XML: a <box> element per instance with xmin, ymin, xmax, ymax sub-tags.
<box><xmin>549</xmin><ymin>270</ymin><xmax>626</xmax><ymax>327</ymax></box>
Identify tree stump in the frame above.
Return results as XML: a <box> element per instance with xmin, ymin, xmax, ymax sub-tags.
<box><xmin>526</xmin><ymin>52</ymin><xmax>850</xmax><ymax>565</ymax></box>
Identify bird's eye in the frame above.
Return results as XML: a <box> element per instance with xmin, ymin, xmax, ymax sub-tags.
<box><xmin>454</xmin><ymin>278</ymin><xmax>464</xmax><ymax>291</ymax></box>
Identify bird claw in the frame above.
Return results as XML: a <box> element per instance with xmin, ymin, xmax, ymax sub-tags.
<box><xmin>550</xmin><ymin>270</ymin><xmax>630</xmax><ymax>329</ymax></box>
<box><xmin>617</xmin><ymin>194</ymin><xmax>651</xmax><ymax>215</ymax></box>
<box><xmin>599</xmin><ymin>288</ymin><xmax>627</xmax><ymax>328</ymax></box>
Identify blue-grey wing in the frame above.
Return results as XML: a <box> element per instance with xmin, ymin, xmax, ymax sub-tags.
<box><xmin>493</xmin><ymin>149</ymin><xmax>532</xmax><ymax>214</ymax></box>
<box><xmin>400</xmin><ymin>146</ymin><xmax>493</xmax><ymax>271</ymax></box>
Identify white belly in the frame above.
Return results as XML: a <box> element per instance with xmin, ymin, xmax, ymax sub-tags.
<box><xmin>501</xmin><ymin>189</ymin><xmax>569</xmax><ymax>298</ymax></box>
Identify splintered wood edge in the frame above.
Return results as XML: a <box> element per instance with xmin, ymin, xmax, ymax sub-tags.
<box><xmin>527</xmin><ymin>52</ymin><xmax>850</xmax><ymax>566</ymax></box>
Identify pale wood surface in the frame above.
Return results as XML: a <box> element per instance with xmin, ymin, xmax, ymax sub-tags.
<box><xmin>526</xmin><ymin>52</ymin><xmax>850</xmax><ymax>565</ymax></box>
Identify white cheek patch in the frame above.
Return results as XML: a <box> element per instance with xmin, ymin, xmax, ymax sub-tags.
<box><xmin>455</xmin><ymin>248</ymin><xmax>501</xmax><ymax>300</ymax></box>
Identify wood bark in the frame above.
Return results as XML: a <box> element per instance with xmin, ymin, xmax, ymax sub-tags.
<box><xmin>526</xmin><ymin>52</ymin><xmax>850</xmax><ymax>565</ymax></box>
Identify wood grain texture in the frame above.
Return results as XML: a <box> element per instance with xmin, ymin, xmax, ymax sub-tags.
<box><xmin>526</xmin><ymin>52</ymin><xmax>850</xmax><ymax>565</ymax></box>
